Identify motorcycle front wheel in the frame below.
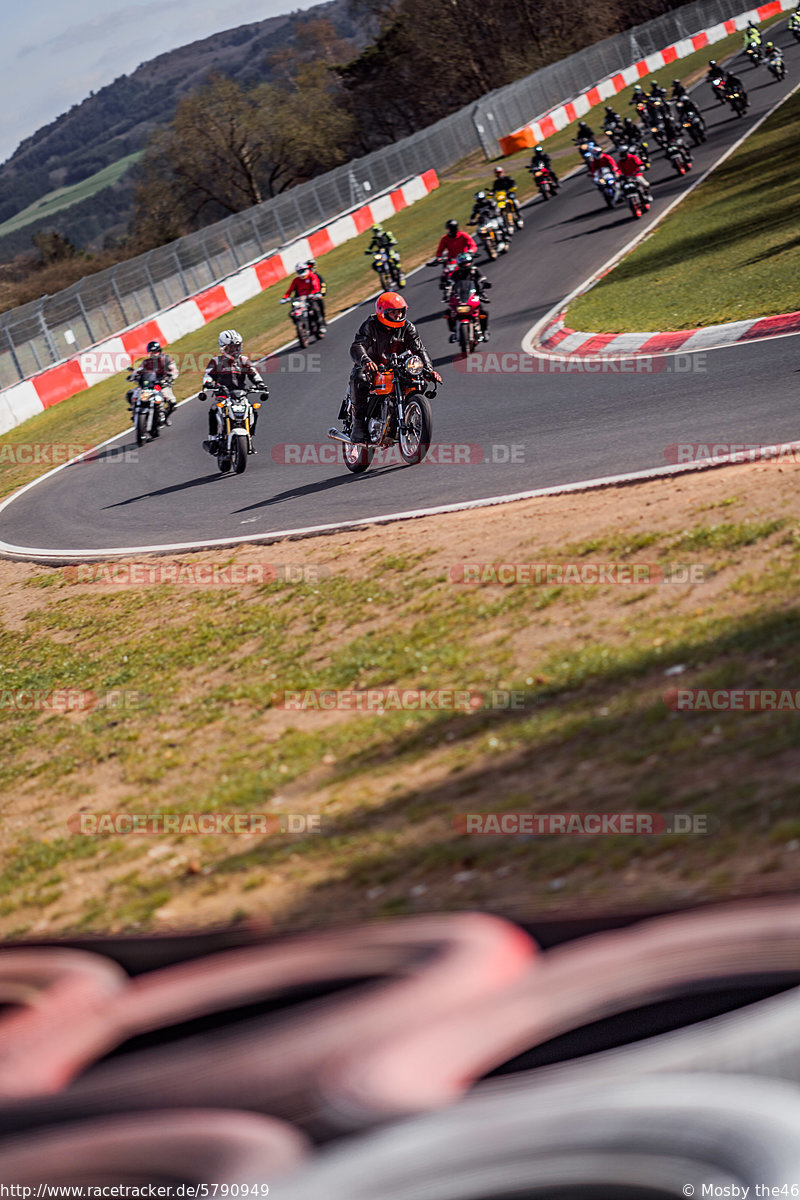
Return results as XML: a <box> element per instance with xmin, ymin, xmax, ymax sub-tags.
<box><xmin>232</xmin><ymin>436</ymin><xmax>248</xmax><ymax>475</ymax></box>
<box><xmin>135</xmin><ymin>411</ymin><xmax>147</xmax><ymax>447</ymax></box>
<box><xmin>342</xmin><ymin>439</ymin><xmax>375</xmax><ymax>474</ymax></box>
<box><xmin>399</xmin><ymin>395</ymin><xmax>433</xmax><ymax>466</ymax></box>
<box><xmin>295</xmin><ymin>320</ymin><xmax>309</xmax><ymax>350</ymax></box>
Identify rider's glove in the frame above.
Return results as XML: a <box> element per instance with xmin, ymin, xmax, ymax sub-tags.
<box><xmin>361</xmin><ymin>358</ymin><xmax>378</xmax><ymax>374</ymax></box>
<box><xmin>428</xmin><ymin>370</ymin><xmax>443</xmax><ymax>384</ymax></box>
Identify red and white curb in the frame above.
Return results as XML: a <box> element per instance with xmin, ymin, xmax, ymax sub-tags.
<box><xmin>537</xmin><ymin>308</ymin><xmax>800</xmax><ymax>358</ymax></box>
<box><xmin>0</xmin><ymin>171</ymin><xmax>438</xmax><ymax>438</ymax></box>
<box><xmin>498</xmin><ymin>0</ymin><xmax>793</xmax><ymax>154</ymax></box>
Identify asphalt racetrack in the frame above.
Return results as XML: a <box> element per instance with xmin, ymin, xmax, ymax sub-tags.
<box><xmin>3</xmin><ymin>48</ymin><xmax>799</xmax><ymax>559</ymax></box>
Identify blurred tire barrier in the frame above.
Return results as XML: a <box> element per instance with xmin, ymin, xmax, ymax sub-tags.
<box><xmin>0</xmin><ymin>900</ymin><xmax>798</xmax><ymax>1184</ymax></box>
<box><xmin>0</xmin><ymin>1111</ymin><xmax>308</xmax><ymax>1186</ymax></box>
<box><xmin>272</xmin><ymin>1074</ymin><xmax>800</xmax><ymax>1199</ymax></box>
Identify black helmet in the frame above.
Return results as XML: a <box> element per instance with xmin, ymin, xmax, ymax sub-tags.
<box><xmin>146</xmin><ymin>340</ymin><xmax>162</xmax><ymax>354</ymax></box>
<box><xmin>672</xmin><ymin>78</ymin><xmax>680</xmax><ymax>85</ymax></box>
<box><xmin>446</xmin><ymin>219</ymin><xmax>458</xmax><ymax>236</ymax></box>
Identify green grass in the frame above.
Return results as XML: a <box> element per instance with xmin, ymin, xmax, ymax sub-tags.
<box><xmin>567</xmin><ymin>67</ymin><xmax>800</xmax><ymax>332</ymax></box>
<box><xmin>1</xmin><ymin>495</ymin><xmax>799</xmax><ymax>932</ymax></box>
<box><xmin>0</xmin><ymin>155</ymin><xmax>142</xmax><ymax>238</ymax></box>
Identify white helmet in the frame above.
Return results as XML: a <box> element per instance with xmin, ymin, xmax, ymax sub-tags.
<box><xmin>219</xmin><ymin>329</ymin><xmax>243</xmax><ymax>354</ymax></box>
<box><xmin>295</xmin><ymin>261</ymin><xmax>308</xmax><ymax>274</ymax></box>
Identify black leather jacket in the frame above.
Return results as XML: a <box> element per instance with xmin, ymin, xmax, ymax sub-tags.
<box><xmin>349</xmin><ymin>316</ymin><xmax>433</xmax><ymax>372</ymax></box>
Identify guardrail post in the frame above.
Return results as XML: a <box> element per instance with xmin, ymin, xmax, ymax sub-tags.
<box><xmin>74</xmin><ymin>293</ymin><xmax>95</xmax><ymax>344</ymax></box>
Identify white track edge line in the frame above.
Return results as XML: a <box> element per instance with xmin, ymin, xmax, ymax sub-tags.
<box><xmin>3</xmin><ymin>445</ymin><xmax>800</xmax><ymax>563</ymax></box>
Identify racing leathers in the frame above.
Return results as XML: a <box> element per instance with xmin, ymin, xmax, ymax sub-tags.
<box><xmin>127</xmin><ymin>351</ymin><xmax>179</xmax><ymax>421</ymax></box>
<box><xmin>201</xmin><ymin>353</ymin><xmax>267</xmax><ymax>442</ymax></box>
<box><xmin>347</xmin><ymin>316</ymin><xmax>435</xmax><ymax>442</ymax></box>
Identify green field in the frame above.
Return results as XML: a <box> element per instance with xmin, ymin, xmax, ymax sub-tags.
<box><xmin>0</xmin><ymin>153</ymin><xmax>142</xmax><ymax>239</ymax></box>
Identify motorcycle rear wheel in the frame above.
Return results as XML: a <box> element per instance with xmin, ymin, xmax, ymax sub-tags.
<box><xmin>399</xmin><ymin>395</ymin><xmax>433</xmax><ymax>466</ymax></box>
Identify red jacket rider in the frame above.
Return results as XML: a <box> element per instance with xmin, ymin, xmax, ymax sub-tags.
<box><xmin>435</xmin><ymin>221</ymin><xmax>478</xmax><ymax>261</ymax></box>
<box><xmin>282</xmin><ymin>264</ymin><xmax>323</xmax><ymax>300</ymax></box>
<box><xmin>589</xmin><ymin>151</ymin><xmax>620</xmax><ymax>176</ymax></box>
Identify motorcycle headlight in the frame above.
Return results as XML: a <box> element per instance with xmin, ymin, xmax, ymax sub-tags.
<box><xmin>405</xmin><ymin>355</ymin><xmax>423</xmax><ymax>374</ymax></box>
<box><xmin>231</xmin><ymin>404</ymin><xmax>247</xmax><ymax>414</ymax></box>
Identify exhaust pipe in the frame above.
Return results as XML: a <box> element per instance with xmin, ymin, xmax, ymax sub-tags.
<box><xmin>327</xmin><ymin>427</ymin><xmax>351</xmax><ymax>444</ymax></box>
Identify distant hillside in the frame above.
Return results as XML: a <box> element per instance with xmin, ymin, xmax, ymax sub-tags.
<box><xmin>0</xmin><ymin>0</ymin><xmax>368</xmax><ymax>237</ymax></box>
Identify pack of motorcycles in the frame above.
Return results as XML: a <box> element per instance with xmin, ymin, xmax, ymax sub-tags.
<box><xmin>129</xmin><ymin>38</ymin><xmax>784</xmax><ymax>477</ymax></box>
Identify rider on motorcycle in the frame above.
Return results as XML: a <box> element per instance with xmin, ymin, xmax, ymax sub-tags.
<box><xmin>281</xmin><ymin>261</ymin><xmax>326</xmax><ymax>335</ymax></box>
<box><xmin>305</xmin><ymin>257</ymin><xmax>327</xmax><ymax>324</ymax></box>
<box><xmin>589</xmin><ymin>146</ymin><xmax>620</xmax><ymax>178</ymax></box>
<box><xmin>435</xmin><ymin>220</ymin><xmax>478</xmax><ymax>293</ymax></box>
<box><xmin>621</xmin><ymin>116</ymin><xmax>644</xmax><ymax>145</ymax></box>
<box><xmin>490</xmin><ymin>166</ymin><xmax>522</xmax><ymax>226</ymax></box>
<box><xmin>629</xmin><ymin>86</ymin><xmax>647</xmax><ymax>110</ymax></box>
<box><xmin>618</xmin><ymin>146</ymin><xmax>653</xmax><ymax>205</ymax></box>
<box><xmin>347</xmin><ymin>293</ymin><xmax>442</xmax><ymax>444</ymax></box>
<box><xmin>200</xmin><ymin>329</ymin><xmax>268</xmax><ymax>454</ymax></box>
<box><xmin>671</xmin><ymin>78</ymin><xmax>688</xmax><ymax>100</ymax></box>
<box><xmin>649</xmin><ymin>79</ymin><xmax>668</xmax><ymax>99</ymax></box>
<box><xmin>447</xmin><ymin>252</ymin><xmax>492</xmax><ymax>344</ymax></box>
<box><xmin>126</xmin><ymin>340</ymin><xmax>178</xmax><ymax>424</ymax></box>
<box><xmin>365</xmin><ymin>224</ymin><xmax>405</xmax><ymax>285</ymax></box>
<box><xmin>743</xmin><ymin>20</ymin><xmax>762</xmax><ymax>50</ymax></box>
<box><xmin>574</xmin><ymin>120</ymin><xmax>597</xmax><ymax>142</ymax></box>
<box><xmin>468</xmin><ymin>190</ymin><xmax>501</xmax><ymax>223</ymax></box>
<box><xmin>528</xmin><ymin>144</ymin><xmax>559</xmax><ymax>185</ymax></box>
<box><xmin>763</xmin><ymin>41</ymin><xmax>784</xmax><ymax>69</ymax></box>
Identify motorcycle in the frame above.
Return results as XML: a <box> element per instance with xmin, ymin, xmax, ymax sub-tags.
<box><xmin>577</xmin><ymin>139</ymin><xmax>598</xmax><ymax>171</ymax></box>
<box><xmin>745</xmin><ymin>42</ymin><xmax>763</xmax><ymax>66</ymax></box>
<box><xmin>368</xmin><ymin>246</ymin><xmax>405</xmax><ymax>290</ymax></box>
<box><xmin>677</xmin><ymin>102</ymin><xmax>707</xmax><ymax>145</ymax></box>
<box><xmin>530</xmin><ymin>165</ymin><xmax>558</xmax><ymax>200</ymax></box>
<box><xmin>709</xmin><ymin>73</ymin><xmax>728</xmax><ymax>104</ymax></box>
<box><xmin>281</xmin><ymin>294</ymin><xmax>322</xmax><ymax>349</ymax></box>
<box><xmin>789</xmin><ymin>13</ymin><xmax>800</xmax><ymax>42</ymax></box>
<box><xmin>765</xmin><ymin>52</ymin><xmax>786</xmax><ymax>81</ymax></box>
<box><xmin>595</xmin><ymin>168</ymin><xmax>620</xmax><ymax>209</ymax></box>
<box><xmin>448</xmin><ymin>277</ymin><xmax>484</xmax><ymax>355</ymax></box>
<box><xmin>726</xmin><ymin>83</ymin><xmax>749</xmax><ymax>116</ymax></box>
<box><xmin>430</xmin><ymin>257</ymin><xmax>458</xmax><ymax>301</ymax></box>
<box><xmin>329</xmin><ymin>351</ymin><xmax>438</xmax><ymax>473</ymax></box>
<box><xmin>621</xmin><ymin>175</ymin><xmax>650</xmax><ymax>219</ymax></box>
<box><xmin>494</xmin><ymin>187</ymin><xmax>523</xmax><ymax>234</ymax></box>
<box><xmin>129</xmin><ymin>371</ymin><xmax>166</xmax><ymax>447</ymax></box>
<box><xmin>603</xmin><ymin>120</ymin><xmax>626</xmax><ymax>148</ymax></box>
<box><xmin>473</xmin><ymin>214</ymin><xmax>506</xmax><ymax>258</ymax></box>
<box><xmin>665</xmin><ymin>138</ymin><xmax>692</xmax><ymax>175</ymax></box>
<box><xmin>203</xmin><ymin>386</ymin><xmax>264</xmax><ymax>475</ymax></box>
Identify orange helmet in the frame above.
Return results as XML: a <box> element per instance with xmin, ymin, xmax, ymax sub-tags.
<box><xmin>376</xmin><ymin>291</ymin><xmax>407</xmax><ymax>328</ymax></box>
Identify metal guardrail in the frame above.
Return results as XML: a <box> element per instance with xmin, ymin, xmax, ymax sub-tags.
<box><xmin>0</xmin><ymin>0</ymin><xmax>757</xmax><ymax>389</ymax></box>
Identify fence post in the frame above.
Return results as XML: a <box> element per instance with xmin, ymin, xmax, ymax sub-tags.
<box><xmin>1</xmin><ymin>316</ymin><xmax>25</xmax><ymax>382</ymax></box>
<box><xmin>170</xmin><ymin>247</ymin><xmax>191</xmax><ymax>299</ymax></box>
<box><xmin>74</xmin><ymin>293</ymin><xmax>95</xmax><ymax>346</ymax></box>
<box><xmin>143</xmin><ymin>256</ymin><xmax>161</xmax><ymax>311</ymax></box>
<box><xmin>36</xmin><ymin>301</ymin><xmax>60</xmax><ymax>365</ymax></box>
